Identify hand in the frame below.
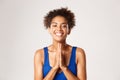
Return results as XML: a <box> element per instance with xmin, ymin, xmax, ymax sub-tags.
<box><xmin>52</xmin><ymin>43</ymin><xmax>61</xmax><ymax>69</ymax></box>
<box><xmin>53</xmin><ymin>50</ymin><xmax>60</xmax><ymax>70</ymax></box>
<box><xmin>53</xmin><ymin>43</ymin><xmax>67</xmax><ymax>70</ymax></box>
<box><xmin>57</xmin><ymin>44</ymin><xmax>66</xmax><ymax>70</ymax></box>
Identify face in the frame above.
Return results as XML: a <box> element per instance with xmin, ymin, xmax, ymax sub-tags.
<box><xmin>48</xmin><ymin>16</ymin><xmax>70</xmax><ymax>42</ymax></box>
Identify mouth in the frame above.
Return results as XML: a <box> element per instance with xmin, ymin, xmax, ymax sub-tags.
<box><xmin>55</xmin><ymin>32</ymin><xmax>63</xmax><ymax>37</ymax></box>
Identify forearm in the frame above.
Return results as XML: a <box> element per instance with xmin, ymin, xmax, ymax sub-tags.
<box><xmin>43</xmin><ymin>67</ymin><xmax>58</xmax><ymax>80</ymax></box>
<box><xmin>62</xmin><ymin>67</ymin><xmax>79</xmax><ymax>80</ymax></box>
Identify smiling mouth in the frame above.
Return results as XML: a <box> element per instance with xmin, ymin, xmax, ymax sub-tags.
<box><xmin>55</xmin><ymin>32</ymin><xmax>63</xmax><ymax>37</ymax></box>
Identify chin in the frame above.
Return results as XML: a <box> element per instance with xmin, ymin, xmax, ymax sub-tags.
<box><xmin>54</xmin><ymin>38</ymin><xmax>65</xmax><ymax>42</ymax></box>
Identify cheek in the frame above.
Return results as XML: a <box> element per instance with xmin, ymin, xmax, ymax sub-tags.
<box><xmin>49</xmin><ymin>28</ymin><xmax>55</xmax><ymax>34</ymax></box>
<box><xmin>50</xmin><ymin>27</ymin><xmax>56</xmax><ymax>31</ymax></box>
<box><xmin>52</xmin><ymin>28</ymin><xmax>56</xmax><ymax>31</ymax></box>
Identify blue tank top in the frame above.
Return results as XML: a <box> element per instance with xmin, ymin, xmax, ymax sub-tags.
<box><xmin>43</xmin><ymin>47</ymin><xmax>77</xmax><ymax>80</ymax></box>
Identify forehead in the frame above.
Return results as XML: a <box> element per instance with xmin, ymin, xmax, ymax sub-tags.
<box><xmin>51</xmin><ymin>16</ymin><xmax>67</xmax><ymax>24</ymax></box>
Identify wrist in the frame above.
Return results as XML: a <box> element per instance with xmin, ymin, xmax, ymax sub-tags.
<box><xmin>53</xmin><ymin>66</ymin><xmax>59</xmax><ymax>71</ymax></box>
<box><xmin>60</xmin><ymin>66</ymin><xmax>67</xmax><ymax>71</ymax></box>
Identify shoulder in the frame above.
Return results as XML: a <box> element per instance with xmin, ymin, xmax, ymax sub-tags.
<box><xmin>76</xmin><ymin>47</ymin><xmax>86</xmax><ymax>64</ymax></box>
<box><xmin>34</xmin><ymin>48</ymin><xmax>44</xmax><ymax>64</ymax></box>
<box><xmin>34</xmin><ymin>48</ymin><xmax>44</xmax><ymax>57</ymax></box>
<box><xmin>76</xmin><ymin>47</ymin><xmax>85</xmax><ymax>55</ymax></box>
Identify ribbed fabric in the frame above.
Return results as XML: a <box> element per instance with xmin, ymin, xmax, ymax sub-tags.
<box><xmin>43</xmin><ymin>47</ymin><xmax>77</xmax><ymax>80</ymax></box>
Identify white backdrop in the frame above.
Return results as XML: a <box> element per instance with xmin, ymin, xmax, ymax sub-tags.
<box><xmin>0</xmin><ymin>0</ymin><xmax>120</xmax><ymax>80</ymax></box>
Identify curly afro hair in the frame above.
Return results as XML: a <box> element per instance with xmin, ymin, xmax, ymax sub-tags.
<box><xmin>44</xmin><ymin>7</ymin><xmax>75</xmax><ymax>29</ymax></box>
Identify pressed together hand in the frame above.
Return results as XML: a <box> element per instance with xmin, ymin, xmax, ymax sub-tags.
<box><xmin>53</xmin><ymin>43</ymin><xmax>66</xmax><ymax>71</ymax></box>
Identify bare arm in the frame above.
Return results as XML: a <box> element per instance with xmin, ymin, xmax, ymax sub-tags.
<box><xmin>34</xmin><ymin>49</ymin><xmax>59</xmax><ymax>80</ymax></box>
<box><xmin>77</xmin><ymin>48</ymin><xmax>87</xmax><ymax>80</ymax></box>
<box><xmin>60</xmin><ymin>48</ymin><xmax>87</xmax><ymax>80</ymax></box>
<box><xmin>34</xmin><ymin>49</ymin><xmax>43</xmax><ymax>80</ymax></box>
<box><xmin>43</xmin><ymin>67</ymin><xmax>58</xmax><ymax>80</ymax></box>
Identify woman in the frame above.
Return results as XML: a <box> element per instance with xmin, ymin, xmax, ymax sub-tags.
<box><xmin>34</xmin><ymin>8</ymin><xmax>87</xmax><ymax>80</ymax></box>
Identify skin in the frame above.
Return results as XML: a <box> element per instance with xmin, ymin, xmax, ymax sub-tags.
<box><xmin>34</xmin><ymin>16</ymin><xmax>87</xmax><ymax>80</ymax></box>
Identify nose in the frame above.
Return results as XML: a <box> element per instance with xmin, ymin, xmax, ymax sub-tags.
<box><xmin>57</xmin><ymin>25</ymin><xmax>62</xmax><ymax>30</ymax></box>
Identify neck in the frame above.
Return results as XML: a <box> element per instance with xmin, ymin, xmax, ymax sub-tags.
<box><xmin>51</xmin><ymin>40</ymin><xmax>67</xmax><ymax>50</ymax></box>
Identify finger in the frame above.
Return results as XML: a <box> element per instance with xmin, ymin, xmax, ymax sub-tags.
<box><xmin>60</xmin><ymin>51</ymin><xmax>62</xmax><ymax>66</ymax></box>
<box><xmin>57</xmin><ymin>43</ymin><xmax>61</xmax><ymax>52</ymax></box>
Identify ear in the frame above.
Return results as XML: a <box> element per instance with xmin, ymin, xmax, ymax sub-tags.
<box><xmin>67</xmin><ymin>28</ymin><xmax>71</xmax><ymax>35</ymax></box>
<box><xmin>48</xmin><ymin>27</ymin><xmax>51</xmax><ymax>33</ymax></box>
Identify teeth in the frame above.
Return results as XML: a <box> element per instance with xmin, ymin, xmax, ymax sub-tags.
<box><xmin>55</xmin><ymin>33</ymin><xmax>62</xmax><ymax>36</ymax></box>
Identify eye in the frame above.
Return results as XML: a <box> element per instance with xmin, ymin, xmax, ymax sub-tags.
<box><xmin>61</xmin><ymin>24</ymin><xmax>68</xmax><ymax>28</ymax></box>
<box><xmin>51</xmin><ymin>24</ymin><xmax>57</xmax><ymax>27</ymax></box>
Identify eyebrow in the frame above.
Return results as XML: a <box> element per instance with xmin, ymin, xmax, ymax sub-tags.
<box><xmin>51</xmin><ymin>22</ymin><xmax>67</xmax><ymax>25</ymax></box>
